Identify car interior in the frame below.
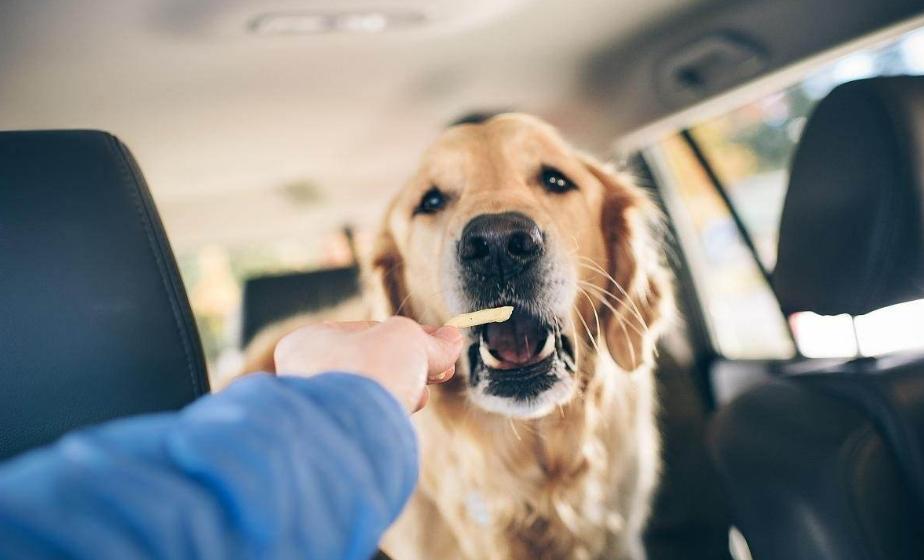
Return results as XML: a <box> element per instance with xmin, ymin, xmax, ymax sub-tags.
<box><xmin>2</xmin><ymin>1</ymin><xmax>924</xmax><ymax>558</ymax></box>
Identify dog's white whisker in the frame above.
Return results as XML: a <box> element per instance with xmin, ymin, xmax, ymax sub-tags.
<box><xmin>578</xmin><ymin>284</ymin><xmax>642</xmax><ymax>370</ymax></box>
<box><xmin>577</xmin><ymin>280</ymin><xmax>648</xmax><ymax>340</ymax></box>
<box><xmin>508</xmin><ymin>418</ymin><xmax>522</xmax><ymax>441</ymax></box>
<box><xmin>619</xmin><ymin>315</ymin><xmax>638</xmax><ymax>370</ymax></box>
<box><xmin>570</xmin><ymin>314</ymin><xmax>581</xmax><ymax>367</ymax></box>
<box><xmin>576</xmin><ymin>261</ymin><xmax>651</xmax><ymax>334</ymax></box>
<box><xmin>579</xmin><ymin>282</ymin><xmax>634</xmax><ymax>330</ymax></box>
<box><xmin>394</xmin><ymin>292</ymin><xmax>415</xmax><ymax>316</ymax></box>
<box><xmin>579</xmin><ymin>257</ymin><xmax>644</xmax><ymax>322</ymax></box>
<box><xmin>573</xmin><ymin>294</ymin><xmax>601</xmax><ymax>355</ymax></box>
<box><xmin>608</xmin><ymin>282</ymin><xmax>651</xmax><ymax>336</ymax></box>
<box><xmin>577</xmin><ymin>258</ymin><xmax>637</xmax><ymax>302</ymax></box>
<box><xmin>578</xmin><ymin>288</ymin><xmax>603</xmax><ymax>347</ymax></box>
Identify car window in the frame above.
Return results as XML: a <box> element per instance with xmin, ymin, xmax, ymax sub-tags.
<box><xmin>646</xmin><ymin>25</ymin><xmax>924</xmax><ymax>359</ymax></box>
<box><xmin>178</xmin><ymin>229</ymin><xmax>371</xmax><ymax>372</ymax></box>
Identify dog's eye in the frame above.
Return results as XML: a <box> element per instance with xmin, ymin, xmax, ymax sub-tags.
<box><xmin>414</xmin><ymin>187</ymin><xmax>447</xmax><ymax>215</ymax></box>
<box><xmin>540</xmin><ymin>166</ymin><xmax>577</xmax><ymax>194</ymax></box>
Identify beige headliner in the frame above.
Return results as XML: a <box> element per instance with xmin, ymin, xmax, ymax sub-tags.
<box><xmin>0</xmin><ymin>0</ymin><xmax>702</xmax><ymax>252</ymax></box>
<box><xmin>2</xmin><ymin>0</ymin><xmax>920</xmax><ymax>254</ymax></box>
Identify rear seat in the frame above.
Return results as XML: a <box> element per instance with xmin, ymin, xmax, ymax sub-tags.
<box><xmin>240</xmin><ymin>266</ymin><xmax>360</xmax><ymax>346</ymax></box>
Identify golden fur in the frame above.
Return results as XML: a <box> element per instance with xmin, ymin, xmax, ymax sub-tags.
<box><xmin>242</xmin><ymin>114</ymin><xmax>673</xmax><ymax>559</ymax></box>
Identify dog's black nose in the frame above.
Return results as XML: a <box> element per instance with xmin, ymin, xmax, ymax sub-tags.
<box><xmin>459</xmin><ymin>212</ymin><xmax>544</xmax><ymax>275</ymax></box>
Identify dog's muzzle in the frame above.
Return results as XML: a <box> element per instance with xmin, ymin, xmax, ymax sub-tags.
<box><xmin>456</xmin><ymin>212</ymin><xmax>577</xmax><ymax>411</ymax></box>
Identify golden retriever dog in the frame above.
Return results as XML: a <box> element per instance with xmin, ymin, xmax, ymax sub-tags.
<box><xmin>243</xmin><ymin>113</ymin><xmax>673</xmax><ymax>559</ymax></box>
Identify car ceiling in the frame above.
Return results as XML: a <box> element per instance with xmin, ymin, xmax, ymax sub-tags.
<box><xmin>1</xmin><ymin>0</ymin><xmax>922</xmax><ymax>253</ymax></box>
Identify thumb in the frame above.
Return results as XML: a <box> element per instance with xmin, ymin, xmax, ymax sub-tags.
<box><xmin>423</xmin><ymin>326</ymin><xmax>464</xmax><ymax>377</ymax></box>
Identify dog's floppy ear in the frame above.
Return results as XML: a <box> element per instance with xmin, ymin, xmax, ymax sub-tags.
<box><xmin>365</xmin><ymin>221</ymin><xmax>413</xmax><ymax>320</ymax></box>
<box><xmin>582</xmin><ymin>155</ymin><xmax>674</xmax><ymax>372</ymax></box>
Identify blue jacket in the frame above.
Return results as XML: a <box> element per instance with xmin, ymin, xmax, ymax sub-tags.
<box><xmin>0</xmin><ymin>373</ymin><xmax>418</xmax><ymax>559</ymax></box>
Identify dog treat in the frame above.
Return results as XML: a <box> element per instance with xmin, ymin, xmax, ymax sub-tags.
<box><xmin>445</xmin><ymin>306</ymin><xmax>515</xmax><ymax>328</ymax></box>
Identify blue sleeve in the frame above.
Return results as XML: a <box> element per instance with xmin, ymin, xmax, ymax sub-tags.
<box><xmin>0</xmin><ymin>373</ymin><xmax>418</xmax><ymax>560</ymax></box>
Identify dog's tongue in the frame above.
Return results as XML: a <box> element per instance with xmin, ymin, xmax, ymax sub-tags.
<box><xmin>484</xmin><ymin>313</ymin><xmax>544</xmax><ymax>365</ymax></box>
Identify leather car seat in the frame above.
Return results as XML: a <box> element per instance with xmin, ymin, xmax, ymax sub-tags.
<box><xmin>709</xmin><ymin>77</ymin><xmax>924</xmax><ymax>559</ymax></box>
<box><xmin>0</xmin><ymin>130</ymin><xmax>210</xmax><ymax>461</ymax></box>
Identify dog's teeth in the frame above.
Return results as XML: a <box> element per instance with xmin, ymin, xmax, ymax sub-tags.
<box><xmin>537</xmin><ymin>332</ymin><xmax>556</xmax><ymax>360</ymax></box>
<box><xmin>479</xmin><ymin>340</ymin><xmax>505</xmax><ymax>369</ymax></box>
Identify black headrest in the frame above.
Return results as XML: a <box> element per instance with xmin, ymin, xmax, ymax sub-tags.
<box><xmin>774</xmin><ymin>76</ymin><xmax>924</xmax><ymax>317</ymax></box>
<box><xmin>0</xmin><ymin>130</ymin><xmax>209</xmax><ymax>460</ymax></box>
<box><xmin>241</xmin><ymin>266</ymin><xmax>360</xmax><ymax>346</ymax></box>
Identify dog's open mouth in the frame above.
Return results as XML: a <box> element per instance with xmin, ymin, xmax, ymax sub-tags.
<box><xmin>481</xmin><ymin>309</ymin><xmax>553</xmax><ymax>368</ymax></box>
<box><xmin>466</xmin><ymin>307</ymin><xmax>576</xmax><ymax>404</ymax></box>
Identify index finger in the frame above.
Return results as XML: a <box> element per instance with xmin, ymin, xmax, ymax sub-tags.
<box><xmin>422</xmin><ymin>326</ymin><xmax>464</xmax><ymax>377</ymax></box>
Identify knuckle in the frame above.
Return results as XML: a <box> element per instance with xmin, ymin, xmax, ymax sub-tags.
<box><xmin>275</xmin><ymin>332</ymin><xmax>294</xmax><ymax>351</ymax></box>
<box><xmin>275</xmin><ymin>326</ymin><xmax>310</xmax><ymax>359</ymax></box>
<box><xmin>273</xmin><ymin>339</ymin><xmax>291</xmax><ymax>363</ymax></box>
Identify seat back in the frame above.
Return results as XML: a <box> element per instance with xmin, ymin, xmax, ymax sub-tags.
<box><xmin>240</xmin><ymin>266</ymin><xmax>360</xmax><ymax>347</ymax></box>
<box><xmin>774</xmin><ymin>76</ymin><xmax>924</xmax><ymax>317</ymax></box>
<box><xmin>0</xmin><ymin>130</ymin><xmax>209</xmax><ymax>461</ymax></box>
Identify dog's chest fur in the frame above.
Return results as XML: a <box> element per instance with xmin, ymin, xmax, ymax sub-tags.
<box><xmin>382</xmin><ymin>353</ymin><xmax>660</xmax><ymax>560</ymax></box>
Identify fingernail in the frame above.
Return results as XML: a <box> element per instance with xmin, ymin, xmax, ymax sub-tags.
<box><xmin>435</xmin><ymin>366</ymin><xmax>455</xmax><ymax>381</ymax></box>
<box><xmin>434</xmin><ymin>326</ymin><xmax>463</xmax><ymax>343</ymax></box>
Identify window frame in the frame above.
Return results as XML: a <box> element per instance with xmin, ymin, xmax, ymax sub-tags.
<box><xmin>634</xmin><ymin>19</ymin><xmax>924</xmax><ymax>366</ymax></box>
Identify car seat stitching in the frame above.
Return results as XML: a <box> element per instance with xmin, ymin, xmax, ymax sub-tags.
<box><xmin>104</xmin><ymin>134</ymin><xmax>204</xmax><ymax>397</ymax></box>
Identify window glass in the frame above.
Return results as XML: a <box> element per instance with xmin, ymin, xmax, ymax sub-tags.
<box><xmin>648</xmin><ymin>25</ymin><xmax>924</xmax><ymax>359</ymax></box>
<box><xmin>646</xmin><ymin>138</ymin><xmax>795</xmax><ymax>359</ymax></box>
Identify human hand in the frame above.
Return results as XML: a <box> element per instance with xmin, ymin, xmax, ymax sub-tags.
<box><xmin>273</xmin><ymin>317</ymin><xmax>464</xmax><ymax>413</ymax></box>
